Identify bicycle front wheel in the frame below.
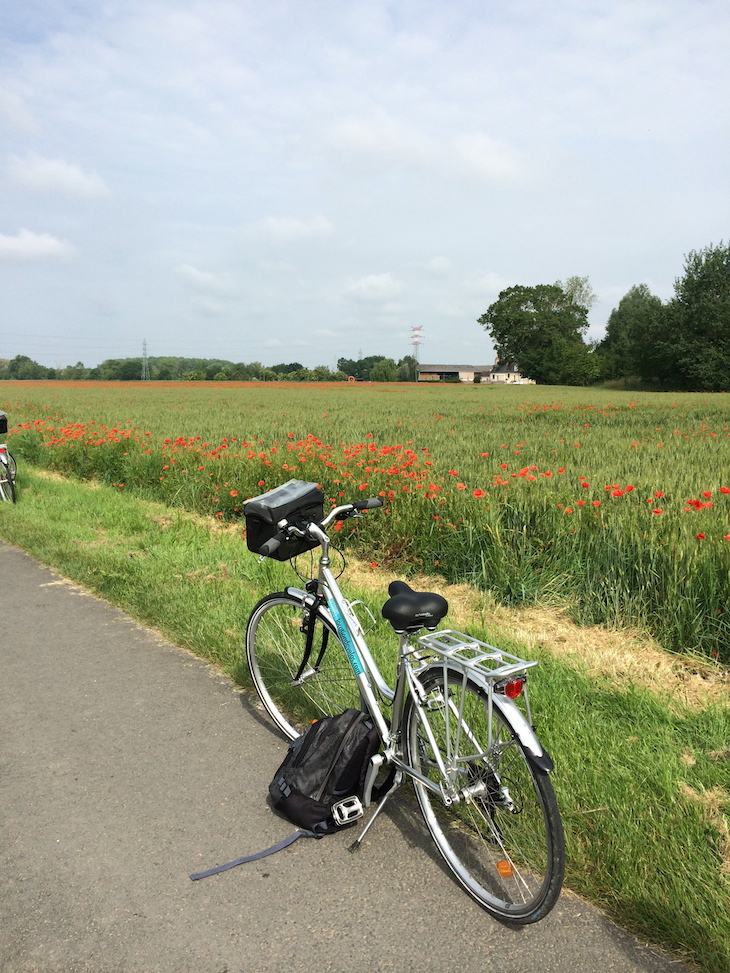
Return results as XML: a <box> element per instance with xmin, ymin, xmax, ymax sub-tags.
<box><xmin>405</xmin><ymin>667</ymin><xmax>564</xmax><ymax>923</ymax></box>
<box><xmin>246</xmin><ymin>593</ymin><xmax>362</xmax><ymax>740</ymax></box>
<box><xmin>0</xmin><ymin>464</ymin><xmax>15</xmax><ymax>503</ymax></box>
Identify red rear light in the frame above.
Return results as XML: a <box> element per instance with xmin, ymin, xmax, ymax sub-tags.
<box><xmin>504</xmin><ymin>679</ymin><xmax>524</xmax><ymax>699</ymax></box>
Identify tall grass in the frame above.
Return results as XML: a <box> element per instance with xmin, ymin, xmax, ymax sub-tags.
<box><xmin>3</xmin><ymin>380</ymin><xmax>730</xmax><ymax>660</ymax></box>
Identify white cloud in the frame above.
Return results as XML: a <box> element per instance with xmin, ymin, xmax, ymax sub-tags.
<box><xmin>344</xmin><ymin>272</ymin><xmax>404</xmax><ymax>303</ymax></box>
<box><xmin>453</xmin><ymin>134</ymin><xmax>526</xmax><ymax>182</ymax></box>
<box><xmin>331</xmin><ymin>114</ymin><xmax>432</xmax><ymax>168</ymax></box>
<box><xmin>331</xmin><ymin>111</ymin><xmax>525</xmax><ymax>183</ymax></box>
<box><xmin>0</xmin><ymin>229</ymin><xmax>75</xmax><ymax>261</ymax></box>
<box><xmin>194</xmin><ymin>297</ymin><xmax>229</xmax><ymax>316</ymax></box>
<box><xmin>248</xmin><ymin>216</ymin><xmax>335</xmax><ymax>243</ymax></box>
<box><xmin>424</xmin><ymin>257</ymin><xmax>453</xmax><ymax>276</ymax></box>
<box><xmin>0</xmin><ymin>88</ymin><xmax>38</xmax><ymax>132</ymax></box>
<box><xmin>174</xmin><ymin>263</ymin><xmax>237</xmax><ymax>294</ymax></box>
<box><xmin>464</xmin><ymin>272</ymin><xmax>512</xmax><ymax>297</ymax></box>
<box><xmin>8</xmin><ymin>154</ymin><xmax>110</xmax><ymax>198</ymax></box>
<box><xmin>439</xmin><ymin>303</ymin><xmax>467</xmax><ymax>318</ymax></box>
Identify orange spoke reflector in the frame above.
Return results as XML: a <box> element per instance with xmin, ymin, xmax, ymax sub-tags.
<box><xmin>504</xmin><ymin>679</ymin><xmax>524</xmax><ymax>699</ymax></box>
<box><xmin>496</xmin><ymin>860</ymin><xmax>514</xmax><ymax>878</ymax></box>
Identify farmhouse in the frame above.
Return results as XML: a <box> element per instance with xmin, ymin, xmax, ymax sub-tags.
<box><xmin>417</xmin><ymin>361</ymin><xmax>531</xmax><ymax>384</ymax></box>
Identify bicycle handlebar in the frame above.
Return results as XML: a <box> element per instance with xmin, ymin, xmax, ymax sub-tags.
<box><xmin>257</xmin><ymin>497</ymin><xmax>384</xmax><ymax>558</ymax></box>
<box><xmin>321</xmin><ymin>496</ymin><xmax>383</xmax><ymax>527</ymax></box>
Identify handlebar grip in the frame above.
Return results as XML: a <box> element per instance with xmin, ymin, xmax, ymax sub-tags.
<box><xmin>354</xmin><ymin>497</ymin><xmax>384</xmax><ymax>511</ymax></box>
<box><xmin>260</xmin><ymin>531</ymin><xmax>286</xmax><ymax>556</ymax></box>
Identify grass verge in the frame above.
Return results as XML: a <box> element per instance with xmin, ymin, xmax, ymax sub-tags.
<box><xmin>1</xmin><ymin>466</ymin><xmax>729</xmax><ymax>972</ymax></box>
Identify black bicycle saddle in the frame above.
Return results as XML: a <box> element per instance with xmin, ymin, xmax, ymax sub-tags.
<box><xmin>381</xmin><ymin>580</ymin><xmax>449</xmax><ymax>634</ymax></box>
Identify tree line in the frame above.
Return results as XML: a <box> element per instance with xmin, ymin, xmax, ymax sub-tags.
<box><xmin>0</xmin><ymin>354</ymin><xmax>418</xmax><ymax>383</ymax></box>
<box><xmin>478</xmin><ymin>241</ymin><xmax>730</xmax><ymax>390</ymax></box>
<box><xmin>3</xmin><ymin>241</ymin><xmax>728</xmax><ymax>389</ymax></box>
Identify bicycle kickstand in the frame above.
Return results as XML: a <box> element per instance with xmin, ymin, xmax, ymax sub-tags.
<box><xmin>348</xmin><ymin>771</ymin><xmax>402</xmax><ymax>852</ymax></box>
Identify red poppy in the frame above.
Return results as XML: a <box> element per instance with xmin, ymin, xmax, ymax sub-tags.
<box><xmin>697</xmin><ymin>533</ymin><xmax>706</xmax><ymax>540</ymax></box>
<box><xmin>473</xmin><ymin>489</ymin><xmax>485</xmax><ymax>498</ymax></box>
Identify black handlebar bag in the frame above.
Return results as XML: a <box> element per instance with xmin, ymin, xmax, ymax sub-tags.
<box><xmin>244</xmin><ymin>479</ymin><xmax>324</xmax><ymax>560</ymax></box>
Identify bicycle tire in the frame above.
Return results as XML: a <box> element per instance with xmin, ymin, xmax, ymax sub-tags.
<box><xmin>6</xmin><ymin>453</ymin><xmax>16</xmax><ymax>481</ymax></box>
<box><xmin>404</xmin><ymin>666</ymin><xmax>564</xmax><ymax>923</ymax></box>
<box><xmin>0</xmin><ymin>464</ymin><xmax>15</xmax><ymax>503</ymax></box>
<box><xmin>246</xmin><ymin>592</ymin><xmax>363</xmax><ymax>740</ymax></box>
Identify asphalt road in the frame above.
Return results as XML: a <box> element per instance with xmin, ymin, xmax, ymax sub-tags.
<box><xmin>1</xmin><ymin>540</ymin><xmax>690</xmax><ymax>973</ymax></box>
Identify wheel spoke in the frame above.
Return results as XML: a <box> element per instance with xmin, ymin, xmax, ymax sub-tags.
<box><xmin>246</xmin><ymin>594</ymin><xmax>362</xmax><ymax>739</ymax></box>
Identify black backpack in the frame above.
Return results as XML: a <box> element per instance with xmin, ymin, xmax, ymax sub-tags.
<box><xmin>190</xmin><ymin>710</ymin><xmax>385</xmax><ymax>881</ymax></box>
<box><xmin>270</xmin><ymin>709</ymin><xmax>381</xmax><ymax>835</ymax></box>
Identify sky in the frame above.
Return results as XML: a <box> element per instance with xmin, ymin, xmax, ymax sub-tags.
<box><xmin>0</xmin><ymin>0</ymin><xmax>728</xmax><ymax>372</ymax></box>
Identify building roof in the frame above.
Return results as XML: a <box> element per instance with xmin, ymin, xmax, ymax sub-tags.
<box><xmin>417</xmin><ymin>363</ymin><xmax>495</xmax><ymax>371</ymax></box>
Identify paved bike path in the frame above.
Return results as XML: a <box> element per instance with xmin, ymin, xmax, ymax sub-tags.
<box><xmin>1</xmin><ymin>540</ymin><xmax>688</xmax><ymax>973</ymax></box>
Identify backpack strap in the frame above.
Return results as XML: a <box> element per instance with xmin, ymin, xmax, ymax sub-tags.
<box><xmin>189</xmin><ymin>828</ymin><xmax>322</xmax><ymax>881</ymax></box>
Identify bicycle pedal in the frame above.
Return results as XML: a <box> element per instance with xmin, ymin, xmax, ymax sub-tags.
<box><xmin>331</xmin><ymin>796</ymin><xmax>364</xmax><ymax>826</ymax></box>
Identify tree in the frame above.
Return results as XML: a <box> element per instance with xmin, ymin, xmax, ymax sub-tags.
<box><xmin>397</xmin><ymin>355</ymin><xmax>418</xmax><ymax>381</ymax></box>
<box><xmin>596</xmin><ymin>284</ymin><xmax>664</xmax><ymax>380</ymax></box>
<box><xmin>369</xmin><ymin>358</ymin><xmax>398</xmax><ymax>382</ymax></box>
<box><xmin>477</xmin><ymin>284</ymin><xmax>592</xmax><ymax>385</ymax></box>
<box><xmin>555</xmin><ymin>275</ymin><xmax>597</xmax><ymax>312</ymax></box>
<box><xmin>337</xmin><ymin>356</ymin><xmax>386</xmax><ymax>380</ymax></box>
<box><xmin>657</xmin><ymin>242</ymin><xmax>730</xmax><ymax>390</ymax></box>
<box><xmin>59</xmin><ymin>361</ymin><xmax>89</xmax><ymax>380</ymax></box>
<box><xmin>7</xmin><ymin>355</ymin><xmax>54</xmax><ymax>380</ymax></box>
<box><xmin>270</xmin><ymin>362</ymin><xmax>304</xmax><ymax>374</ymax></box>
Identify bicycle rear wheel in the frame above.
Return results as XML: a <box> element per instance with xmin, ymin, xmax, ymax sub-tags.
<box><xmin>246</xmin><ymin>593</ymin><xmax>362</xmax><ymax>740</ymax></box>
<box><xmin>404</xmin><ymin>666</ymin><xmax>564</xmax><ymax>922</ymax></box>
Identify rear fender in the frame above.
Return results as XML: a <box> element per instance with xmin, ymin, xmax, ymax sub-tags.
<box><xmin>419</xmin><ymin>662</ymin><xmax>554</xmax><ymax>773</ymax></box>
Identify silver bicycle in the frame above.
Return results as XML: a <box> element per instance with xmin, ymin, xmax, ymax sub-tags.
<box><xmin>245</xmin><ymin>481</ymin><xmax>565</xmax><ymax>923</ymax></box>
<box><xmin>0</xmin><ymin>443</ymin><xmax>16</xmax><ymax>503</ymax></box>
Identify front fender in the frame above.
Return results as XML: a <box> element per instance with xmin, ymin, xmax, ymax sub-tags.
<box><xmin>284</xmin><ymin>585</ymin><xmax>336</xmax><ymax>629</ymax></box>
